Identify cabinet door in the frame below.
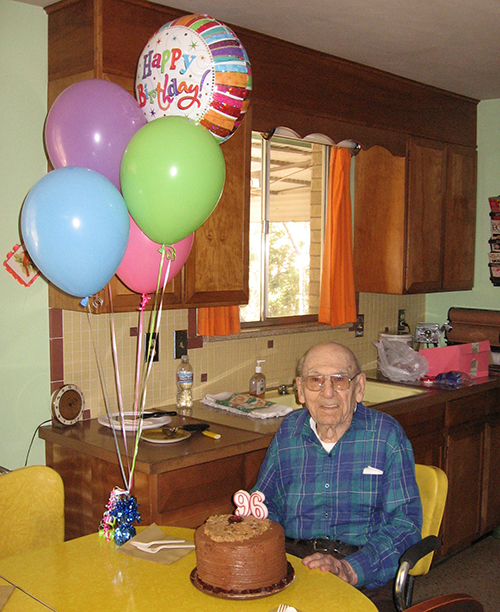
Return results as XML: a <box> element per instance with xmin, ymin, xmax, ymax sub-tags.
<box><xmin>481</xmin><ymin>412</ymin><xmax>500</xmax><ymax>534</ymax></box>
<box><xmin>184</xmin><ymin>111</ymin><xmax>251</xmax><ymax>306</ymax></box>
<box><xmin>443</xmin><ymin>419</ymin><xmax>483</xmax><ymax>554</ymax></box>
<box><xmin>405</xmin><ymin>138</ymin><xmax>447</xmax><ymax>293</ymax></box>
<box><xmin>442</xmin><ymin>145</ymin><xmax>477</xmax><ymax>291</ymax></box>
<box><xmin>411</xmin><ymin>431</ymin><xmax>444</xmax><ymax>469</ymax></box>
<box><xmin>353</xmin><ymin>146</ymin><xmax>406</xmax><ymax>294</ymax></box>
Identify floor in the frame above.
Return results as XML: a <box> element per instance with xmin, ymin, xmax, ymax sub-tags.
<box><xmin>412</xmin><ymin>535</ymin><xmax>500</xmax><ymax>611</ymax></box>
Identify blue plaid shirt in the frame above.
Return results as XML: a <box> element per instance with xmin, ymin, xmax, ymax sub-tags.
<box><xmin>252</xmin><ymin>403</ymin><xmax>422</xmax><ymax>589</ymax></box>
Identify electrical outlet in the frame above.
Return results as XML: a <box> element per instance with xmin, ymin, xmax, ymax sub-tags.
<box><xmin>174</xmin><ymin>330</ymin><xmax>188</xmax><ymax>359</ymax></box>
<box><xmin>355</xmin><ymin>314</ymin><xmax>364</xmax><ymax>337</ymax></box>
<box><xmin>144</xmin><ymin>332</ymin><xmax>159</xmax><ymax>362</ymax></box>
<box><xmin>398</xmin><ymin>309</ymin><xmax>407</xmax><ymax>333</ymax></box>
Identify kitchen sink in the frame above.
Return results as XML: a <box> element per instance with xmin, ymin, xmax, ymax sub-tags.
<box><xmin>266</xmin><ymin>379</ymin><xmax>426</xmax><ymax>409</ymax></box>
<box><xmin>265</xmin><ymin>388</ymin><xmax>303</xmax><ymax>409</ymax></box>
<box><xmin>362</xmin><ymin>380</ymin><xmax>426</xmax><ymax>406</ymax></box>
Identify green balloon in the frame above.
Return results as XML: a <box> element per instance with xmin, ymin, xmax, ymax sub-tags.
<box><xmin>120</xmin><ymin>116</ymin><xmax>226</xmax><ymax>245</ymax></box>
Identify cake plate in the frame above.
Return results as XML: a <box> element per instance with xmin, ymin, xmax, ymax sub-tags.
<box><xmin>190</xmin><ymin>561</ymin><xmax>295</xmax><ymax>600</ymax></box>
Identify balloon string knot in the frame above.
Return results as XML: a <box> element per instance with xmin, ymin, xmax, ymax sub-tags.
<box><xmin>138</xmin><ymin>294</ymin><xmax>151</xmax><ymax>311</ymax></box>
<box><xmin>162</xmin><ymin>244</ymin><xmax>177</xmax><ymax>261</ymax></box>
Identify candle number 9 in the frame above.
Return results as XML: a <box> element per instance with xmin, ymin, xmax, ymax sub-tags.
<box><xmin>233</xmin><ymin>489</ymin><xmax>268</xmax><ymax>519</ymax></box>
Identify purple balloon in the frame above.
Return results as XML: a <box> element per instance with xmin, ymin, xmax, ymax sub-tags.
<box><xmin>45</xmin><ymin>79</ymin><xmax>147</xmax><ymax>190</ymax></box>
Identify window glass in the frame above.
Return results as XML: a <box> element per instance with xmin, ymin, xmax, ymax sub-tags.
<box><xmin>240</xmin><ymin>133</ymin><xmax>328</xmax><ymax>325</ymax></box>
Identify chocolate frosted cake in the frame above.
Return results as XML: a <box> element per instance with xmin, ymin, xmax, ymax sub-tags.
<box><xmin>192</xmin><ymin>514</ymin><xmax>291</xmax><ymax>598</ymax></box>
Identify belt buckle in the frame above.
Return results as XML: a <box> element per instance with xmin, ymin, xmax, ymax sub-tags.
<box><xmin>312</xmin><ymin>538</ymin><xmax>330</xmax><ymax>553</ymax></box>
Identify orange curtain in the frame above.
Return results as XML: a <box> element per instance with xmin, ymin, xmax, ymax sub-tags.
<box><xmin>318</xmin><ymin>147</ymin><xmax>357</xmax><ymax>327</ymax></box>
<box><xmin>197</xmin><ymin>305</ymin><xmax>241</xmax><ymax>337</ymax></box>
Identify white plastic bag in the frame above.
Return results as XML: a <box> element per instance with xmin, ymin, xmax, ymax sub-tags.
<box><xmin>376</xmin><ymin>338</ymin><xmax>429</xmax><ymax>382</ymax></box>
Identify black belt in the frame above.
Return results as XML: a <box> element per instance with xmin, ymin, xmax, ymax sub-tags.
<box><xmin>285</xmin><ymin>537</ymin><xmax>361</xmax><ymax>559</ymax></box>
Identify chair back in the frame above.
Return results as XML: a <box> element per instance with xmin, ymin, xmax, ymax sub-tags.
<box><xmin>412</xmin><ymin>464</ymin><xmax>448</xmax><ymax>576</ymax></box>
<box><xmin>0</xmin><ymin>466</ymin><xmax>64</xmax><ymax>559</ymax></box>
<box><xmin>405</xmin><ymin>592</ymin><xmax>484</xmax><ymax>611</ymax></box>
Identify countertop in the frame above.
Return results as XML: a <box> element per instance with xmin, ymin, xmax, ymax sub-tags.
<box><xmin>39</xmin><ymin>407</ymin><xmax>277</xmax><ymax>476</ymax></box>
<box><xmin>39</xmin><ymin>373</ymin><xmax>500</xmax><ymax>475</ymax></box>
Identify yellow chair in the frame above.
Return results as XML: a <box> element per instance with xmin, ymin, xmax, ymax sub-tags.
<box><xmin>394</xmin><ymin>464</ymin><xmax>449</xmax><ymax>611</ymax></box>
<box><xmin>0</xmin><ymin>466</ymin><xmax>65</xmax><ymax>559</ymax></box>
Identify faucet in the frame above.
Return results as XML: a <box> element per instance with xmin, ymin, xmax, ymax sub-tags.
<box><xmin>278</xmin><ymin>384</ymin><xmax>289</xmax><ymax>395</ymax></box>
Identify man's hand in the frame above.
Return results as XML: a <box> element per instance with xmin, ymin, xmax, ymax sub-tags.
<box><xmin>302</xmin><ymin>553</ymin><xmax>358</xmax><ymax>586</ymax></box>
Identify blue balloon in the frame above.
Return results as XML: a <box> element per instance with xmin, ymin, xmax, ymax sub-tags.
<box><xmin>21</xmin><ymin>167</ymin><xmax>130</xmax><ymax>298</ymax></box>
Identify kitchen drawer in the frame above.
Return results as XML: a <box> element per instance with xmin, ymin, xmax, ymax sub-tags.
<box><xmin>446</xmin><ymin>392</ymin><xmax>490</xmax><ymax>428</ymax></box>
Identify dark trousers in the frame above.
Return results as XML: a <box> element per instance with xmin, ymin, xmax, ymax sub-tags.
<box><xmin>285</xmin><ymin>538</ymin><xmax>396</xmax><ymax>612</ymax></box>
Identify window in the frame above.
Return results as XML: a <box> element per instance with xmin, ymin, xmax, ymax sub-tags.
<box><xmin>240</xmin><ymin>132</ymin><xmax>329</xmax><ymax>326</ymax></box>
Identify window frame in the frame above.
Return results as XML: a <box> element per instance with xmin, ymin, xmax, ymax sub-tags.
<box><xmin>240</xmin><ymin>131</ymin><xmax>330</xmax><ymax>330</ymax></box>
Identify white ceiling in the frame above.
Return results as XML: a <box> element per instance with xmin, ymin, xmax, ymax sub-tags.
<box><xmin>17</xmin><ymin>0</ymin><xmax>500</xmax><ymax>100</ymax></box>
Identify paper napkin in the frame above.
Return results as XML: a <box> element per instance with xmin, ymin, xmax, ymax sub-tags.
<box><xmin>119</xmin><ymin>523</ymin><xmax>195</xmax><ymax>565</ymax></box>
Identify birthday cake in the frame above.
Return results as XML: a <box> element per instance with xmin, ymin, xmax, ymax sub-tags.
<box><xmin>192</xmin><ymin>513</ymin><xmax>292</xmax><ymax>599</ymax></box>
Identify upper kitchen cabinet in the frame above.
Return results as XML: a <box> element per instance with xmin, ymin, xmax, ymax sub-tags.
<box><xmin>353</xmin><ymin>138</ymin><xmax>477</xmax><ymax>294</ymax></box>
<box><xmin>46</xmin><ymin>0</ymin><xmax>250</xmax><ymax>313</ymax></box>
<box><xmin>46</xmin><ymin>0</ymin><xmax>478</xmax><ymax>309</ymax></box>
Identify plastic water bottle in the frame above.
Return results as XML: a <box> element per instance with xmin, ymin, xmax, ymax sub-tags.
<box><xmin>176</xmin><ymin>354</ymin><xmax>193</xmax><ymax>413</ymax></box>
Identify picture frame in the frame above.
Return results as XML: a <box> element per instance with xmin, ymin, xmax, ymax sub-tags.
<box><xmin>3</xmin><ymin>243</ymin><xmax>40</xmax><ymax>287</ymax></box>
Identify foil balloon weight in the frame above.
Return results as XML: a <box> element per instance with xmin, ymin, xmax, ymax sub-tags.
<box><xmin>135</xmin><ymin>13</ymin><xmax>252</xmax><ymax>143</ymax></box>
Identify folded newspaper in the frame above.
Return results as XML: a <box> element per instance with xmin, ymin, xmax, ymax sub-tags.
<box><xmin>200</xmin><ymin>392</ymin><xmax>294</xmax><ymax>419</ymax></box>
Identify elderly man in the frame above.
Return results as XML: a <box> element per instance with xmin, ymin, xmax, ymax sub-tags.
<box><xmin>253</xmin><ymin>341</ymin><xmax>422</xmax><ymax>609</ymax></box>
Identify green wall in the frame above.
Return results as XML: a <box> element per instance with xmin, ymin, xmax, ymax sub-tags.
<box><xmin>426</xmin><ymin>100</ymin><xmax>500</xmax><ymax>325</ymax></box>
<box><xmin>0</xmin><ymin>2</ymin><xmax>49</xmax><ymax>469</ymax></box>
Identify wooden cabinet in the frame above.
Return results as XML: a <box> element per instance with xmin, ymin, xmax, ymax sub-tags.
<box><xmin>46</xmin><ymin>0</ymin><xmax>250</xmax><ymax>313</ymax></box>
<box><xmin>353</xmin><ymin>138</ymin><xmax>477</xmax><ymax>294</ymax></box>
<box><xmin>481</xmin><ymin>390</ymin><xmax>500</xmax><ymax>534</ymax></box>
<box><xmin>394</xmin><ymin>401</ymin><xmax>446</xmax><ymax>468</ymax></box>
<box><xmin>383</xmin><ymin>378</ymin><xmax>500</xmax><ymax>556</ymax></box>
<box><xmin>39</xmin><ymin>415</ymin><xmax>271</xmax><ymax>540</ymax></box>
<box><xmin>441</xmin><ymin>388</ymin><xmax>500</xmax><ymax>555</ymax></box>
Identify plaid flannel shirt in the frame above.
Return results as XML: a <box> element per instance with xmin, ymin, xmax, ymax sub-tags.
<box><xmin>252</xmin><ymin>403</ymin><xmax>422</xmax><ymax>589</ymax></box>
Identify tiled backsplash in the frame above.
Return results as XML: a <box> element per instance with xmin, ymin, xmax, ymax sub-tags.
<box><xmin>61</xmin><ymin>293</ymin><xmax>425</xmax><ymax>418</ymax></box>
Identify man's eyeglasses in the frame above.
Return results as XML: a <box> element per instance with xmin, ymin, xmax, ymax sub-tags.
<box><xmin>303</xmin><ymin>373</ymin><xmax>360</xmax><ymax>392</ymax></box>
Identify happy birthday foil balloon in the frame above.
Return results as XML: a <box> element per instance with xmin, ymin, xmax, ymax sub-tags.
<box><xmin>135</xmin><ymin>14</ymin><xmax>252</xmax><ymax>143</ymax></box>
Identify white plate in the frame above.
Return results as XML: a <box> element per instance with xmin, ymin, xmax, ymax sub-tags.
<box><xmin>98</xmin><ymin>412</ymin><xmax>172</xmax><ymax>432</ymax></box>
<box><xmin>141</xmin><ymin>429</ymin><xmax>191</xmax><ymax>444</ymax></box>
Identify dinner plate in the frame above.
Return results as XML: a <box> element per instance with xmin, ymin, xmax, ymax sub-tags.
<box><xmin>98</xmin><ymin>411</ymin><xmax>172</xmax><ymax>432</ymax></box>
<box><xmin>141</xmin><ymin>429</ymin><xmax>191</xmax><ymax>444</ymax></box>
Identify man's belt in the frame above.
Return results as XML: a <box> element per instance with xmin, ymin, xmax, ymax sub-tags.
<box><xmin>285</xmin><ymin>537</ymin><xmax>361</xmax><ymax>559</ymax></box>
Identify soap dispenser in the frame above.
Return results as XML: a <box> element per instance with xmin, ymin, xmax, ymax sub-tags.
<box><xmin>249</xmin><ymin>360</ymin><xmax>266</xmax><ymax>398</ymax></box>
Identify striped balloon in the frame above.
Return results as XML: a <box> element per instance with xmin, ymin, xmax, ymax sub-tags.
<box><xmin>135</xmin><ymin>14</ymin><xmax>252</xmax><ymax>143</ymax></box>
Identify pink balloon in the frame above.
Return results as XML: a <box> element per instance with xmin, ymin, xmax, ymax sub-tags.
<box><xmin>116</xmin><ymin>216</ymin><xmax>194</xmax><ymax>294</ymax></box>
<box><xmin>45</xmin><ymin>79</ymin><xmax>147</xmax><ymax>190</ymax></box>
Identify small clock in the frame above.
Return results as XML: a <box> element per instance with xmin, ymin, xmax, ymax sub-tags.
<box><xmin>51</xmin><ymin>384</ymin><xmax>85</xmax><ymax>427</ymax></box>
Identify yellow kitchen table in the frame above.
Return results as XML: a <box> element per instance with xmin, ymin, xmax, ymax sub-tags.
<box><xmin>0</xmin><ymin>526</ymin><xmax>377</xmax><ymax>612</ymax></box>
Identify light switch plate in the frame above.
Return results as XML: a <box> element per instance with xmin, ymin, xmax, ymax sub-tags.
<box><xmin>355</xmin><ymin>314</ymin><xmax>364</xmax><ymax>337</ymax></box>
<box><xmin>174</xmin><ymin>330</ymin><xmax>188</xmax><ymax>359</ymax></box>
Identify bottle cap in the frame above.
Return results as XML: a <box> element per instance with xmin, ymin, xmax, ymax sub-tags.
<box><xmin>255</xmin><ymin>359</ymin><xmax>265</xmax><ymax>373</ymax></box>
